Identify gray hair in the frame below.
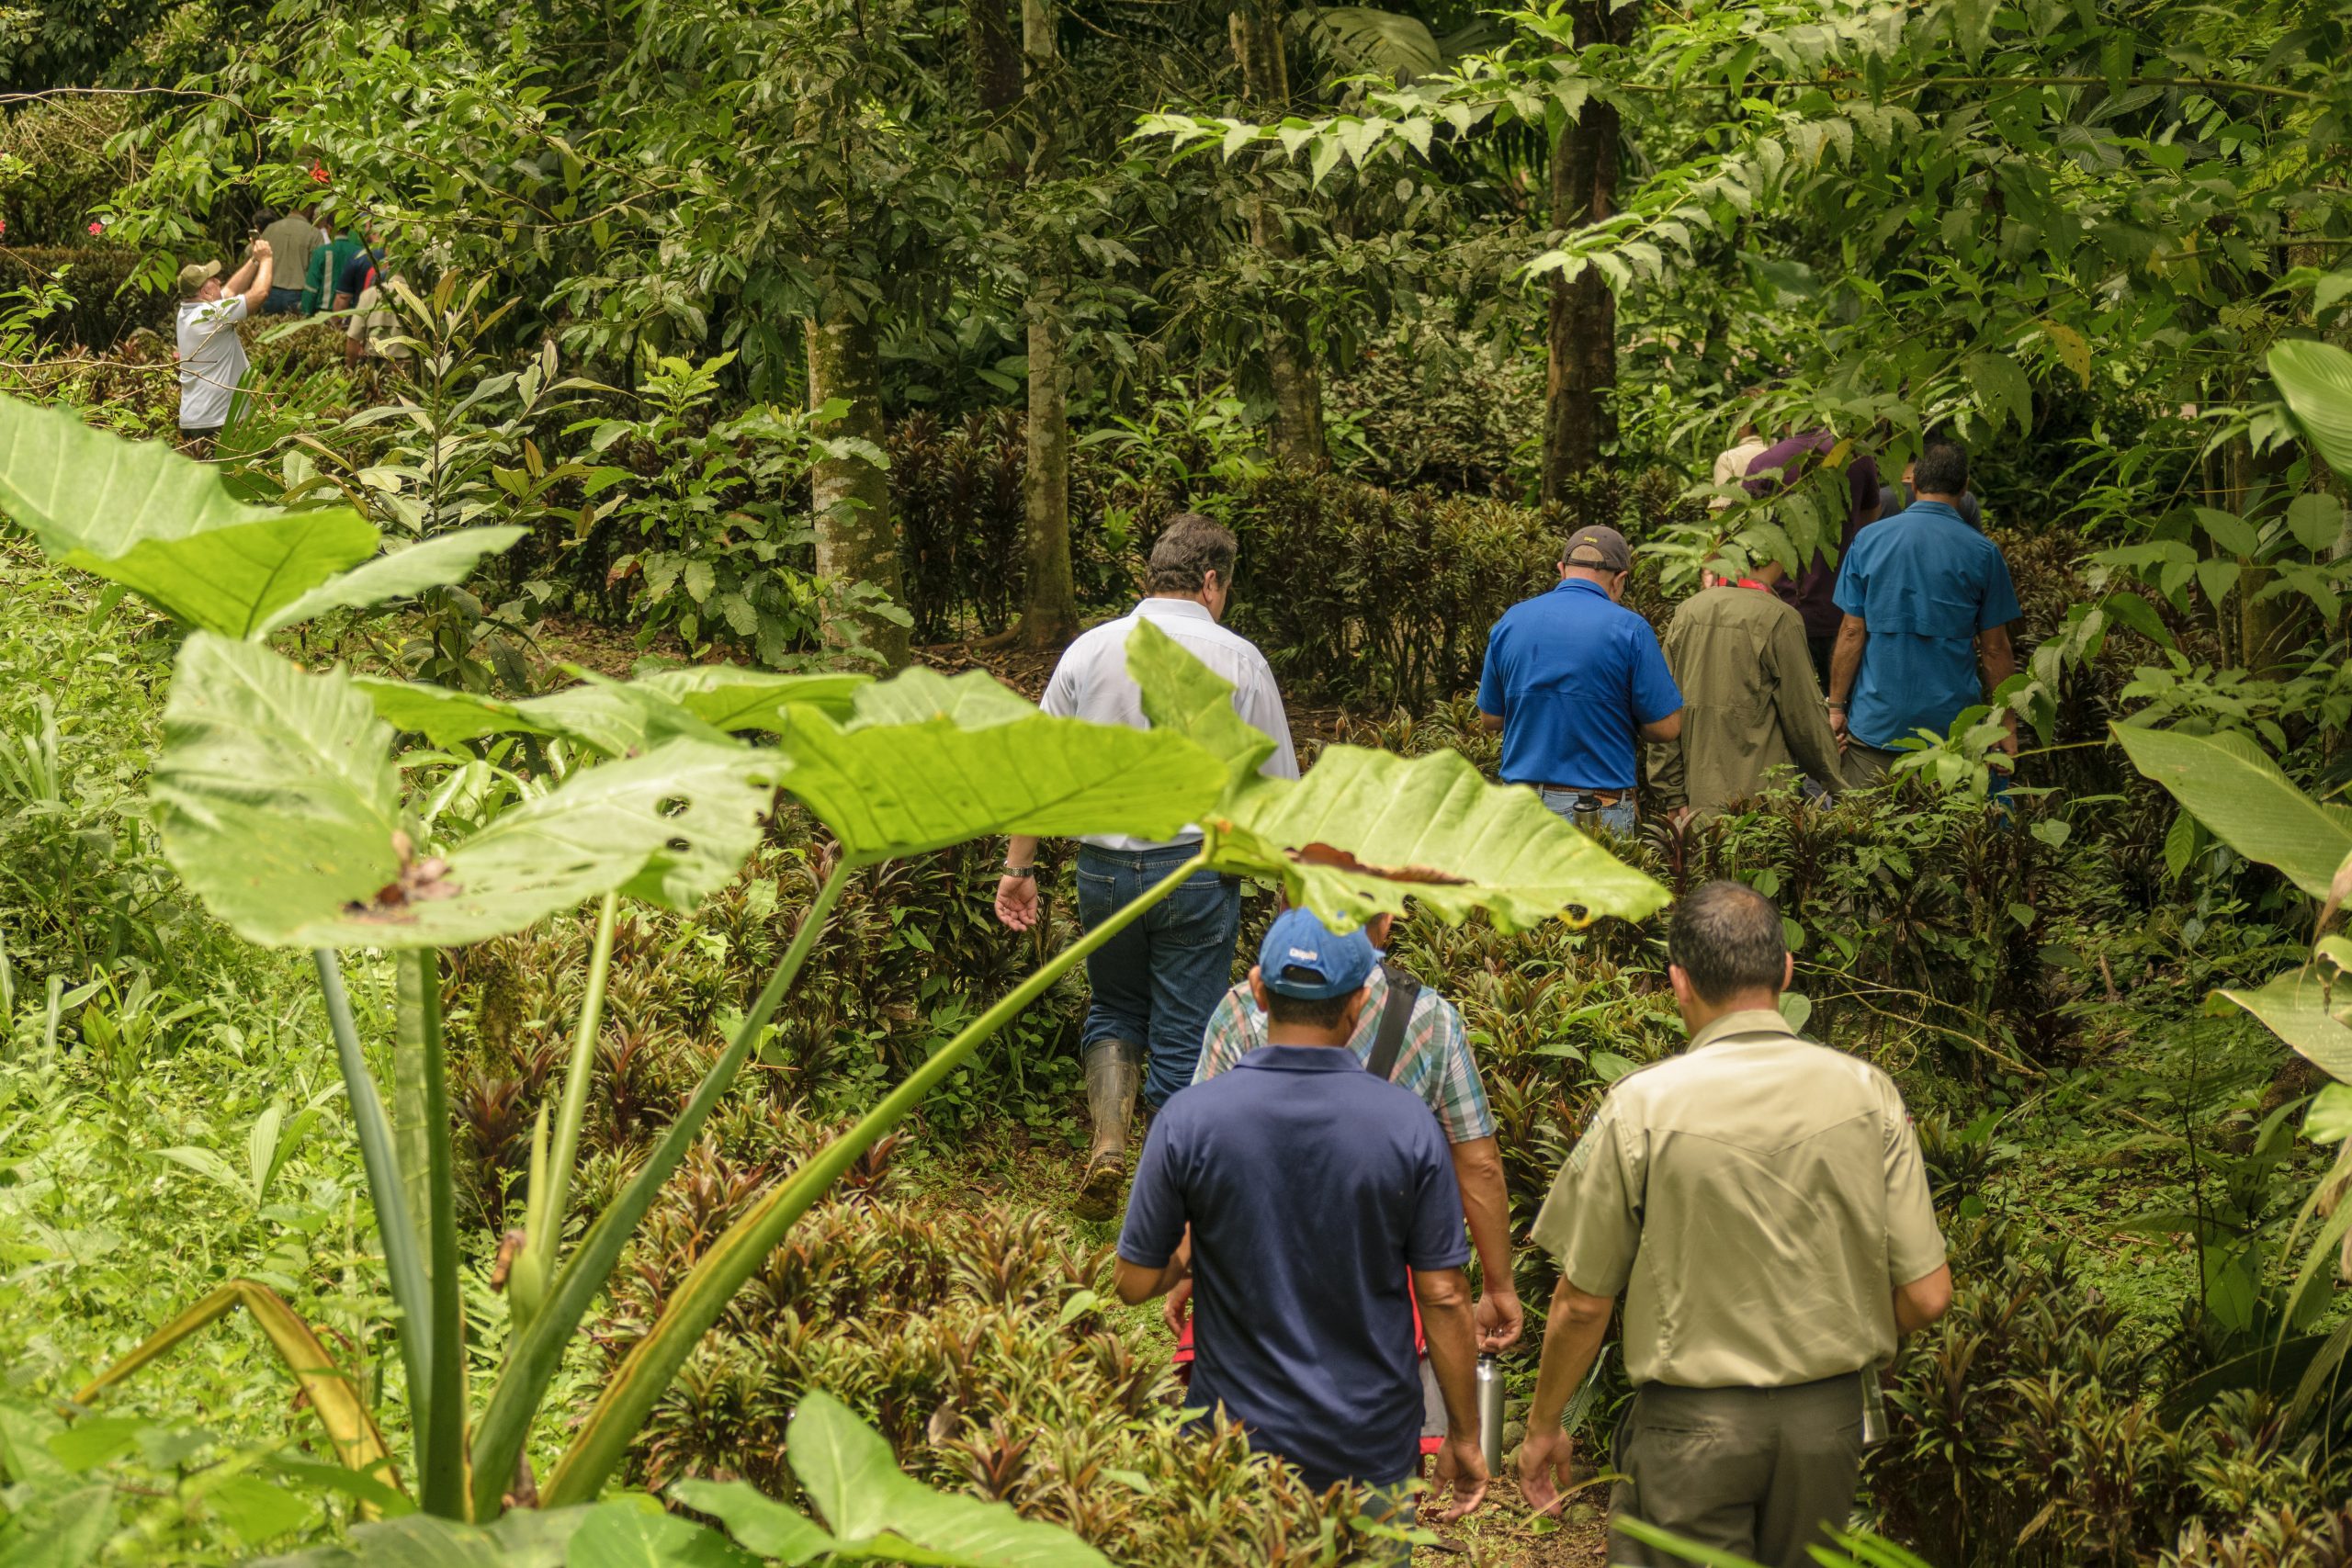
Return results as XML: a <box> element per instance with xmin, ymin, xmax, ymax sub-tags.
<box><xmin>1146</xmin><ymin>513</ymin><xmax>1238</xmax><ymax>596</ymax></box>
<box><xmin>1668</xmin><ymin>880</ymin><xmax>1787</xmax><ymax>1004</ymax></box>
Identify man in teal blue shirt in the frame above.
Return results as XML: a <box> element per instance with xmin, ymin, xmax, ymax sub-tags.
<box><xmin>1826</xmin><ymin>439</ymin><xmax>2021</xmax><ymax>784</ymax></box>
<box><xmin>1476</xmin><ymin>525</ymin><xmax>1683</xmax><ymax>833</ymax></box>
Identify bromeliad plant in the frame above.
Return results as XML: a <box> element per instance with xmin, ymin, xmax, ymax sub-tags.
<box><xmin>0</xmin><ymin>395</ymin><xmax>1668</xmax><ymax>1550</ymax></box>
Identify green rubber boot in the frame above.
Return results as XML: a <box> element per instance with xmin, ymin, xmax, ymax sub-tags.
<box><xmin>1074</xmin><ymin>1041</ymin><xmax>1142</xmax><ymax>1221</ymax></box>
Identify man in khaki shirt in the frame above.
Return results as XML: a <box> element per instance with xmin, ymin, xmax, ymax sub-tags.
<box><xmin>1518</xmin><ymin>881</ymin><xmax>1951</xmax><ymax>1567</ymax></box>
<box><xmin>1652</xmin><ymin>563</ymin><xmax>1846</xmax><ymax>820</ymax></box>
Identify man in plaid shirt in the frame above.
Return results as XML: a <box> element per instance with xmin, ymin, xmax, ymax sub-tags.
<box><xmin>1181</xmin><ymin>912</ymin><xmax>1522</xmax><ymax>1356</ymax></box>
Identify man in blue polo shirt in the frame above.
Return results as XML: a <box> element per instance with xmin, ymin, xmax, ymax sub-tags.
<box><xmin>1114</xmin><ymin>908</ymin><xmax>1487</xmax><ymax>1551</ymax></box>
<box><xmin>1476</xmin><ymin>525</ymin><xmax>1683</xmax><ymax>833</ymax></box>
<box><xmin>1827</xmin><ymin>437</ymin><xmax>2022</xmax><ymax>784</ymax></box>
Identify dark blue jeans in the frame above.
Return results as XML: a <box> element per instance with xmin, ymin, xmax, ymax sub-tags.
<box><xmin>264</xmin><ymin>285</ymin><xmax>304</xmax><ymax>314</ymax></box>
<box><xmin>1073</xmin><ymin>843</ymin><xmax>1240</xmax><ymax>1110</ymax></box>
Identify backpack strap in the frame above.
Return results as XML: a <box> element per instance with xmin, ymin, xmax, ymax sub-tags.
<box><xmin>1365</xmin><ymin>964</ymin><xmax>1421</xmax><ymax>1083</ymax></box>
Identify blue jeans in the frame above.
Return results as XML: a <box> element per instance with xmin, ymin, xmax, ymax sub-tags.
<box><xmin>264</xmin><ymin>285</ymin><xmax>304</xmax><ymax>314</ymax></box>
<box><xmin>1073</xmin><ymin>843</ymin><xmax>1240</xmax><ymax>1109</ymax></box>
<box><xmin>1539</xmin><ymin>788</ymin><xmax>1637</xmax><ymax>837</ymax></box>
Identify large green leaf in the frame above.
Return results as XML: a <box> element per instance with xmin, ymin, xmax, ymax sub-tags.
<box><xmin>1125</xmin><ymin>617</ymin><xmax>1277</xmax><ymax>786</ymax></box>
<box><xmin>638</xmin><ymin>666</ymin><xmax>867</xmax><ymax>731</ymax></box>
<box><xmin>1304</xmin><ymin>6</ymin><xmax>1442</xmax><ymax>77</ymax></box>
<box><xmin>255</xmin><ymin>1506</ymin><xmax>592</xmax><ymax>1567</ymax></box>
<box><xmin>774</xmin><ymin>666</ymin><xmax>1227</xmax><ymax>863</ymax></box>
<box><xmin>1126</xmin><ymin>619</ymin><xmax>1668</xmax><ymax>931</ymax></box>
<box><xmin>357</xmin><ymin>673</ymin><xmax>733</xmax><ymax>757</ymax></box>
<box><xmin>789</xmin><ymin>1393</ymin><xmax>1112</xmax><ymax>1568</ymax></box>
<box><xmin>565</xmin><ymin>1496</ymin><xmax>757</xmax><ymax>1568</ymax></box>
<box><xmin>668</xmin><ymin>1482</ymin><xmax>837</xmax><ymax>1567</ymax></box>
<box><xmin>0</xmin><ymin>395</ymin><xmax>379</xmax><ymax>636</ymax></box>
<box><xmin>2216</xmin><ymin>967</ymin><xmax>2352</xmax><ymax>1080</ymax></box>
<box><xmin>2270</xmin><ymin>339</ymin><xmax>2352</xmax><ymax>479</ymax></box>
<box><xmin>155</xmin><ymin>637</ymin><xmax>776</xmax><ymax>947</ymax></box>
<box><xmin>256</xmin><ymin>528</ymin><xmax>530</xmax><ymax>636</ymax></box>
<box><xmin>2112</xmin><ymin>723</ymin><xmax>2352</xmax><ymax>900</ymax></box>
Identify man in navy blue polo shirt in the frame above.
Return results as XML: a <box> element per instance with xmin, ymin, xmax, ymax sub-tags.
<box><xmin>1114</xmin><ymin>908</ymin><xmax>1487</xmax><ymax>1549</ymax></box>
<box><xmin>1826</xmin><ymin>438</ymin><xmax>2022</xmax><ymax>785</ymax></box>
<box><xmin>1476</xmin><ymin>525</ymin><xmax>1683</xmax><ymax>834</ymax></box>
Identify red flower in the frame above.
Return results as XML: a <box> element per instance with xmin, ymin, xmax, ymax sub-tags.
<box><xmin>87</xmin><ymin>220</ymin><xmax>101</xmax><ymax>235</ymax></box>
<box><xmin>311</xmin><ymin>163</ymin><xmax>331</xmax><ymax>183</ymax></box>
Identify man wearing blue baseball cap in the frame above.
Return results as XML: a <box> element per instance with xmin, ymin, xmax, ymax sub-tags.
<box><xmin>1114</xmin><ymin>908</ymin><xmax>1487</xmax><ymax>1554</ymax></box>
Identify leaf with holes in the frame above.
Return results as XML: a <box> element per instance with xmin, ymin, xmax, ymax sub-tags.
<box><xmin>155</xmin><ymin>636</ymin><xmax>777</xmax><ymax>947</ymax></box>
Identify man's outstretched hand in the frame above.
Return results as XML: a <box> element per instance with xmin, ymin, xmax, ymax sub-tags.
<box><xmin>1434</xmin><ymin>1433</ymin><xmax>1487</xmax><ymax>1522</ymax></box>
<box><xmin>994</xmin><ymin>874</ymin><xmax>1040</xmax><ymax>931</ymax></box>
<box><xmin>1160</xmin><ymin>1275</ymin><xmax>1192</xmax><ymax>1338</ymax></box>
<box><xmin>1518</xmin><ymin>1425</ymin><xmax>1576</xmax><ymax>1517</ymax></box>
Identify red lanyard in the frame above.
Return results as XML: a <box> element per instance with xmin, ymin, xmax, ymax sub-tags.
<box><xmin>1735</xmin><ymin>578</ymin><xmax>1772</xmax><ymax>592</ymax></box>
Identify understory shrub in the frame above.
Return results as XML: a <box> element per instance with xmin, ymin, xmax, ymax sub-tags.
<box><xmin>1322</xmin><ymin>323</ymin><xmax>1544</xmax><ymax>498</ymax></box>
<box><xmin>601</xmin><ymin>1153</ymin><xmax>1379</xmax><ymax>1566</ymax></box>
<box><xmin>1873</xmin><ymin>1220</ymin><xmax>2347</xmax><ymax>1567</ymax></box>
<box><xmin>0</xmin><ymin>247</ymin><xmax>182</xmax><ymax>351</ymax></box>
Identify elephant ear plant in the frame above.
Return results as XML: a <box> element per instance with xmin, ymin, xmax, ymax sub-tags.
<box><xmin>0</xmin><ymin>399</ymin><xmax>1669</xmax><ymax>1555</ymax></box>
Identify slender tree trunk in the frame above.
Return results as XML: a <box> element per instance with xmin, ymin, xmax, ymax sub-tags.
<box><xmin>807</xmin><ymin>312</ymin><xmax>910</xmax><ymax>667</ymax></box>
<box><xmin>1541</xmin><ymin>3</ymin><xmax>1634</xmax><ymax>502</ymax></box>
<box><xmin>1229</xmin><ymin>2</ymin><xmax>1326</xmax><ymax>468</ymax></box>
<box><xmin>970</xmin><ymin>0</ymin><xmax>1023</xmax><ymax>118</ymax></box>
<box><xmin>1015</xmin><ymin>0</ymin><xmax>1079</xmax><ymax>646</ymax></box>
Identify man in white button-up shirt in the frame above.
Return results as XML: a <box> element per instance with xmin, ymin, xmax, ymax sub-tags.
<box><xmin>997</xmin><ymin>514</ymin><xmax>1298</xmax><ymax>1216</ymax></box>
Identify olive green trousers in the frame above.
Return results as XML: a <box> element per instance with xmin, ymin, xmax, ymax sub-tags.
<box><xmin>1606</xmin><ymin>1374</ymin><xmax>1866</xmax><ymax>1568</ymax></box>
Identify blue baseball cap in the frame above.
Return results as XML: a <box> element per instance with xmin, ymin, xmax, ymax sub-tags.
<box><xmin>1257</xmin><ymin>908</ymin><xmax>1382</xmax><ymax>1000</ymax></box>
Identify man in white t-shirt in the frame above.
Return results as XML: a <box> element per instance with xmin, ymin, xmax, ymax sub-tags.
<box><xmin>175</xmin><ymin>246</ymin><xmax>274</xmax><ymax>450</ymax></box>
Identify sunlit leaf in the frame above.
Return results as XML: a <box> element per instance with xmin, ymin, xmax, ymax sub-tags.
<box><xmin>0</xmin><ymin>395</ymin><xmax>379</xmax><ymax>636</ymax></box>
<box><xmin>2270</xmin><ymin>339</ymin><xmax>2352</xmax><ymax>478</ymax></box>
<box><xmin>2216</xmin><ymin>967</ymin><xmax>2352</xmax><ymax>1080</ymax></box>
<box><xmin>669</xmin><ymin>1481</ymin><xmax>837</xmax><ymax>1566</ymax></box>
<box><xmin>2112</xmin><ymin>723</ymin><xmax>2352</xmax><ymax>899</ymax></box>
<box><xmin>775</xmin><ymin>666</ymin><xmax>1228</xmax><ymax>863</ymax></box>
<box><xmin>566</xmin><ymin>1495</ymin><xmax>757</xmax><ymax>1568</ymax></box>
<box><xmin>637</xmin><ymin>666</ymin><xmax>867</xmax><ymax>731</ymax></box>
<box><xmin>256</xmin><ymin>528</ymin><xmax>529</xmax><ymax>635</ymax></box>
<box><xmin>156</xmin><ymin>637</ymin><xmax>775</xmax><ymax>947</ymax></box>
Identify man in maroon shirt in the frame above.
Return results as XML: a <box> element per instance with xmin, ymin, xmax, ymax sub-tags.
<box><xmin>1740</xmin><ymin>434</ymin><xmax>1882</xmax><ymax>687</ymax></box>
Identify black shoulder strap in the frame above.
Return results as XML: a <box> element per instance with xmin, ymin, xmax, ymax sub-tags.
<box><xmin>1365</xmin><ymin>964</ymin><xmax>1421</xmax><ymax>1083</ymax></box>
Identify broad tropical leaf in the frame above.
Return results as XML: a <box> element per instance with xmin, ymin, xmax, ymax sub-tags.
<box><xmin>565</xmin><ymin>1496</ymin><xmax>757</xmax><ymax>1568</ymax></box>
<box><xmin>1125</xmin><ymin>617</ymin><xmax>1278</xmax><ymax>785</ymax></box>
<box><xmin>638</xmin><ymin>666</ymin><xmax>867</xmax><ymax>731</ymax></box>
<box><xmin>1127</xmin><ymin>620</ymin><xmax>1667</xmax><ymax>931</ymax></box>
<box><xmin>786</xmin><ymin>1393</ymin><xmax>1112</xmax><ymax>1567</ymax></box>
<box><xmin>74</xmin><ymin>1280</ymin><xmax>401</xmax><ymax>1506</ymax></box>
<box><xmin>256</xmin><ymin>528</ymin><xmax>530</xmax><ymax>635</ymax></box>
<box><xmin>256</xmin><ymin>1506</ymin><xmax>592</xmax><ymax>1567</ymax></box>
<box><xmin>157</xmin><ymin>637</ymin><xmax>776</xmax><ymax>946</ymax></box>
<box><xmin>357</xmin><ymin>672</ymin><xmax>732</xmax><ymax>756</ymax></box>
<box><xmin>2216</xmin><ymin>967</ymin><xmax>2352</xmax><ymax>1079</ymax></box>
<box><xmin>1302</xmin><ymin>6</ymin><xmax>1442</xmax><ymax>77</ymax></box>
<box><xmin>2270</xmin><ymin>339</ymin><xmax>2352</xmax><ymax>478</ymax></box>
<box><xmin>0</xmin><ymin>395</ymin><xmax>379</xmax><ymax>636</ymax></box>
<box><xmin>670</xmin><ymin>1481</ymin><xmax>837</xmax><ymax>1566</ymax></box>
<box><xmin>2112</xmin><ymin>723</ymin><xmax>2352</xmax><ymax>899</ymax></box>
<box><xmin>775</xmin><ymin>666</ymin><xmax>1228</xmax><ymax>863</ymax></box>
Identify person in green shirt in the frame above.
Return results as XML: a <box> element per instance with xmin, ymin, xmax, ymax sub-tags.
<box><xmin>1650</xmin><ymin>560</ymin><xmax>1847</xmax><ymax>820</ymax></box>
<box><xmin>300</xmin><ymin>218</ymin><xmax>367</xmax><ymax>316</ymax></box>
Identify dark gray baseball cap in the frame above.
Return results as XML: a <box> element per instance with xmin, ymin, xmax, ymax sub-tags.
<box><xmin>1562</xmin><ymin>525</ymin><xmax>1633</xmax><ymax>573</ymax></box>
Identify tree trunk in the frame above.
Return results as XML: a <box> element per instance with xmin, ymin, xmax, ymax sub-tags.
<box><xmin>970</xmin><ymin>0</ymin><xmax>1022</xmax><ymax>116</ymax></box>
<box><xmin>807</xmin><ymin>312</ymin><xmax>909</xmax><ymax>667</ymax></box>
<box><xmin>1540</xmin><ymin>3</ymin><xmax>1634</xmax><ymax>502</ymax></box>
<box><xmin>1015</xmin><ymin>0</ymin><xmax>1079</xmax><ymax>645</ymax></box>
<box><xmin>1229</xmin><ymin>3</ymin><xmax>1326</xmax><ymax>468</ymax></box>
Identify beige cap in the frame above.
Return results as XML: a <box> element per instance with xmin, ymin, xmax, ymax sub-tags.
<box><xmin>176</xmin><ymin>259</ymin><xmax>222</xmax><ymax>297</ymax></box>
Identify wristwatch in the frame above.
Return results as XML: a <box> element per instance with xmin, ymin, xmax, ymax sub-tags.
<box><xmin>1001</xmin><ymin>864</ymin><xmax>1035</xmax><ymax>878</ymax></box>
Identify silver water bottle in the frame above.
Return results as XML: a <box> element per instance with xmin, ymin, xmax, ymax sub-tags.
<box><xmin>1476</xmin><ymin>1355</ymin><xmax>1505</xmax><ymax>1475</ymax></box>
<box><xmin>1860</xmin><ymin>1363</ymin><xmax>1889</xmax><ymax>1448</ymax></box>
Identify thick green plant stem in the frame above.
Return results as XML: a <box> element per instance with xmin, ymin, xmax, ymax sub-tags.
<box><xmin>532</xmin><ymin>890</ymin><xmax>618</xmax><ymax>1292</ymax></box>
<box><xmin>539</xmin><ymin>852</ymin><xmax>1209</xmax><ymax>1508</ymax></box>
<box><xmin>468</xmin><ymin>856</ymin><xmax>858</xmax><ymax>1522</ymax></box>
<box><xmin>401</xmin><ymin>951</ymin><xmax>469</xmax><ymax>1519</ymax></box>
<box><xmin>312</xmin><ymin>950</ymin><xmax>435</xmax><ymax>1443</ymax></box>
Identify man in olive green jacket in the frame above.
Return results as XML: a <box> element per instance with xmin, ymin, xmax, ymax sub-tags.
<box><xmin>1518</xmin><ymin>882</ymin><xmax>1952</xmax><ymax>1567</ymax></box>
<box><xmin>1650</xmin><ymin>563</ymin><xmax>1846</xmax><ymax>819</ymax></box>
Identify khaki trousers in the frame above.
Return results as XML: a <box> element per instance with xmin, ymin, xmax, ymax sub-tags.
<box><xmin>1607</xmin><ymin>1375</ymin><xmax>1865</xmax><ymax>1568</ymax></box>
<box><xmin>1841</xmin><ymin>742</ymin><xmax>1903</xmax><ymax>789</ymax></box>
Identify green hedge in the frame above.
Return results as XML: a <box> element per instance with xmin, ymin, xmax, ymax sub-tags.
<box><xmin>0</xmin><ymin>248</ymin><xmax>181</xmax><ymax>347</ymax></box>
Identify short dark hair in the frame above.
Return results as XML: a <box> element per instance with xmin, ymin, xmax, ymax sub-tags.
<box><xmin>1263</xmin><ymin>966</ymin><xmax>1352</xmax><ymax>1030</ymax></box>
<box><xmin>1668</xmin><ymin>881</ymin><xmax>1787</xmax><ymax>1004</ymax></box>
<box><xmin>1914</xmin><ymin>438</ymin><xmax>1969</xmax><ymax>496</ymax></box>
<box><xmin>1146</xmin><ymin>513</ymin><xmax>1238</xmax><ymax>596</ymax></box>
